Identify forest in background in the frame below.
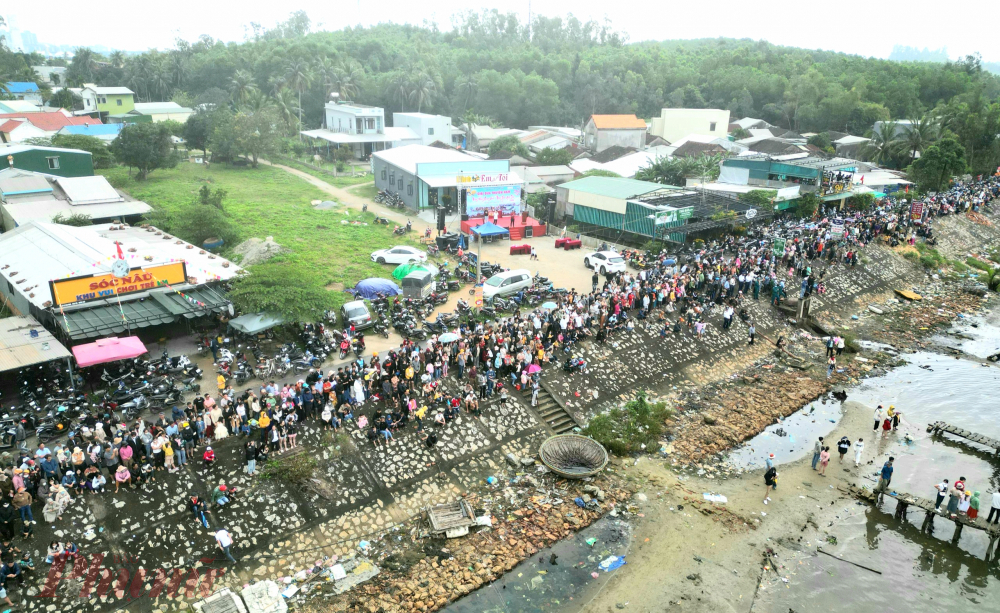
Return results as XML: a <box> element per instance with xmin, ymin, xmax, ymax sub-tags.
<box><xmin>3</xmin><ymin>11</ymin><xmax>1000</xmax><ymax>174</ymax></box>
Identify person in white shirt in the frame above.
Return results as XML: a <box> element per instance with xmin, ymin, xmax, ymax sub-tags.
<box><xmin>987</xmin><ymin>491</ymin><xmax>1000</xmax><ymax>525</ymax></box>
<box><xmin>873</xmin><ymin>405</ymin><xmax>884</xmax><ymax>432</ymax></box>
<box><xmin>853</xmin><ymin>438</ymin><xmax>864</xmax><ymax>466</ymax></box>
<box><xmin>934</xmin><ymin>480</ymin><xmax>950</xmax><ymax>511</ymax></box>
<box><xmin>215</xmin><ymin>529</ymin><xmax>236</xmax><ymax>563</ymax></box>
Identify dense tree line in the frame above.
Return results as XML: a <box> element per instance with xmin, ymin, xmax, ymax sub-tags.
<box><xmin>5</xmin><ymin>11</ymin><xmax>1000</xmax><ymax>175</ymax></box>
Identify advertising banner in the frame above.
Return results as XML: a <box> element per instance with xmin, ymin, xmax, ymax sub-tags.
<box><xmin>50</xmin><ymin>262</ymin><xmax>188</xmax><ymax>306</ymax></box>
<box><xmin>466</xmin><ymin>185</ymin><xmax>522</xmax><ymax>216</ymax></box>
<box><xmin>910</xmin><ymin>201</ymin><xmax>924</xmax><ymax>221</ymax></box>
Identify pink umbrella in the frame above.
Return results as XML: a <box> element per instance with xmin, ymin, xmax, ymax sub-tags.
<box><xmin>527</xmin><ymin>364</ymin><xmax>542</xmax><ymax>374</ymax></box>
<box><xmin>72</xmin><ymin>336</ymin><xmax>148</xmax><ymax>367</ymax></box>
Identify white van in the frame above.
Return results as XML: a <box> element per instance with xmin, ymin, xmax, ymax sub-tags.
<box><xmin>482</xmin><ymin>269</ymin><xmax>532</xmax><ymax>301</ymax></box>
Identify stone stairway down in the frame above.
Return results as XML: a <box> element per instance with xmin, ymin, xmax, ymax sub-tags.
<box><xmin>519</xmin><ymin>383</ymin><xmax>577</xmax><ymax>434</ymax></box>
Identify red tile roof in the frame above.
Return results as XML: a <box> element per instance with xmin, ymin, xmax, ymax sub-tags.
<box><xmin>0</xmin><ymin>111</ymin><xmax>102</xmax><ymax>132</ymax></box>
<box><xmin>590</xmin><ymin>114</ymin><xmax>647</xmax><ymax>130</ymax></box>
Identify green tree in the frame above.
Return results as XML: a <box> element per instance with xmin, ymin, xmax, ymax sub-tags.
<box><xmin>227</xmin><ymin>260</ymin><xmax>333</xmax><ymax>322</ymax></box>
<box><xmin>738</xmin><ymin>189</ymin><xmax>777</xmax><ymax>208</ymax></box>
<box><xmin>51</xmin><ymin>134</ymin><xmax>114</xmax><ymax>168</ymax></box>
<box><xmin>534</xmin><ymin>147</ymin><xmax>573</xmax><ymax>165</ymax></box>
<box><xmin>229</xmin><ymin>69</ymin><xmax>257</xmax><ymax>105</ymax></box>
<box><xmin>183</xmin><ymin>111</ymin><xmax>215</xmax><ymax>153</ymax></box>
<box><xmin>488</xmin><ymin>134</ymin><xmax>529</xmax><ymax>158</ymax></box>
<box><xmin>730</xmin><ymin>127</ymin><xmax>751</xmax><ymax>139</ymax></box>
<box><xmin>847</xmin><ymin>192</ymin><xmax>875</xmax><ymax>211</ymax></box>
<box><xmin>48</xmin><ymin>88</ymin><xmax>76</xmax><ymax>110</ymax></box>
<box><xmin>907</xmin><ymin>137</ymin><xmax>967</xmax><ymax>192</ymax></box>
<box><xmin>50</xmin><ymin>211</ymin><xmax>93</xmax><ymax>226</ymax></box>
<box><xmin>579</xmin><ymin>169</ymin><xmax>621</xmax><ymax>178</ymax></box>
<box><xmin>284</xmin><ymin>59</ymin><xmax>312</xmax><ymax>133</ymax></box>
<box><xmin>109</xmin><ymin>122</ymin><xmax>178</xmax><ymax>180</ymax></box>
<box><xmin>794</xmin><ymin>192</ymin><xmax>820</xmax><ymax>219</ymax></box>
<box><xmin>900</xmin><ymin>116</ymin><xmax>939</xmax><ymax>163</ymax></box>
<box><xmin>861</xmin><ymin>121</ymin><xmax>901</xmax><ymax>166</ymax></box>
<box><xmin>231</xmin><ymin>108</ymin><xmax>282</xmax><ymax>168</ymax></box>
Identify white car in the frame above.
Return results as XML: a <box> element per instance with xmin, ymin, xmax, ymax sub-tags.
<box><xmin>371</xmin><ymin>246</ymin><xmax>427</xmax><ymax>265</ymax></box>
<box><xmin>584</xmin><ymin>251</ymin><xmax>626</xmax><ymax>275</ymax></box>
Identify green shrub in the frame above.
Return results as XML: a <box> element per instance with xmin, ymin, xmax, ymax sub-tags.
<box><xmin>260</xmin><ymin>453</ymin><xmax>317</xmax><ymax>484</ymax></box>
<box><xmin>966</xmin><ymin>257</ymin><xmax>994</xmax><ymax>272</ymax></box>
<box><xmin>583</xmin><ymin>392</ymin><xmax>672</xmax><ymax>456</ymax></box>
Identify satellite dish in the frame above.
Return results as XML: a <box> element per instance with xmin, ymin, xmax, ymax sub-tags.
<box><xmin>111</xmin><ymin>259</ymin><xmax>129</xmax><ymax>278</ymax></box>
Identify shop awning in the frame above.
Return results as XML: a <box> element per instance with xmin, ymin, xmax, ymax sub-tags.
<box><xmin>0</xmin><ymin>316</ymin><xmax>72</xmax><ymax>373</ymax></box>
<box><xmin>229</xmin><ymin>313</ymin><xmax>285</xmax><ymax>335</ymax></box>
<box><xmin>56</xmin><ymin>286</ymin><xmax>231</xmax><ymax>340</ymax></box>
<box><xmin>72</xmin><ymin>336</ymin><xmax>148</xmax><ymax>367</ymax></box>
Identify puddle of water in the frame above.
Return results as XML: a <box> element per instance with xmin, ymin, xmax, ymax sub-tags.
<box><xmin>931</xmin><ymin>309</ymin><xmax>1000</xmax><ymax>359</ymax></box>
<box><xmin>442</xmin><ymin>517</ymin><xmax>632</xmax><ymax>613</ymax></box>
<box><xmin>725</xmin><ymin>397</ymin><xmax>845</xmax><ymax>470</ymax></box>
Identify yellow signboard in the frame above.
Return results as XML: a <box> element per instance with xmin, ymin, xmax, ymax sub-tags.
<box><xmin>49</xmin><ymin>262</ymin><xmax>188</xmax><ymax>306</ymax></box>
<box><xmin>474</xmin><ymin>285</ymin><xmax>484</xmax><ymax>308</ymax></box>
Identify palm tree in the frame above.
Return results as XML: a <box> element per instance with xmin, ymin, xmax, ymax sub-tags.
<box><xmin>229</xmin><ymin>69</ymin><xmax>257</xmax><ymax>105</ymax></box>
<box><xmin>241</xmin><ymin>89</ymin><xmax>273</xmax><ymax>113</ymax></box>
<box><xmin>332</xmin><ymin>62</ymin><xmax>362</xmax><ymax>101</ymax></box>
<box><xmin>109</xmin><ymin>50</ymin><xmax>126</xmax><ymax>69</ymax></box>
<box><xmin>152</xmin><ymin>64</ymin><xmax>172</xmax><ymax>100</ymax></box>
<box><xmin>409</xmin><ymin>72</ymin><xmax>437</xmax><ymax>113</ymax></box>
<box><xmin>272</xmin><ymin>87</ymin><xmax>300</xmax><ymax>132</ymax></box>
<box><xmin>861</xmin><ymin>121</ymin><xmax>901</xmax><ymax>166</ymax></box>
<box><xmin>385</xmin><ymin>73</ymin><xmax>410</xmax><ymax>112</ymax></box>
<box><xmin>900</xmin><ymin>116</ymin><xmax>938</xmax><ymax>163</ymax></box>
<box><xmin>454</xmin><ymin>74</ymin><xmax>477</xmax><ymax>113</ymax></box>
<box><xmin>314</xmin><ymin>58</ymin><xmax>338</xmax><ymax>100</ymax></box>
<box><xmin>169</xmin><ymin>54</ymin><xmax>188</xmax><ymax>90</ymax></box>
<box><xmin>284</xmin><ymin>59</ymin><xmax>313</xmax><ymax>137</ymax></box>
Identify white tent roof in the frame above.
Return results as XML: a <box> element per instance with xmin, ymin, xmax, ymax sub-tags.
<box><xmin>55</xmin><ymin>176</ymin><xmax>123</xmax><ymax>205</ymax></box>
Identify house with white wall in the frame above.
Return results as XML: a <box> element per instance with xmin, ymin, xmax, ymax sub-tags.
<box><xmin>301</xmin><ymin>101</ymin><xmax>420</xmax><ymax>159</ymax></box>
<box><xmin>583</xmin><ymin>114</ymin><xmax>647</xmax><ymax>152</ymax></box>
<box><xmin>392</xmin><ymin>113</ymin><xmax>452</xmax><ymax>146</ymax></box>
<box><xmin>648</xmin><ymin>108</ymin><xmax>731</xmax><ymax>144</ymax></box>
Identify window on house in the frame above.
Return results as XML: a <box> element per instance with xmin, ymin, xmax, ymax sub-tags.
<box><xmin>428</xmin><ymin>128</ymin><xmax>434</xmax><ymax>135</ymax></box>
<box><xmin>116</xmin><ymin>99</ymin><xmax>122</xmax><ymax>106</ymax></box>
<box><xmin>381</xmin><ymin>169</ymin><xmax>387</xmax><ymax>180</ymax></box>
<box><xmin>46</xmin><ymin>157</ymin><xmax>60</xmax><ymax>170</ymax></box>
<box><xmin>398</xmin><ymin>177</ymin><xmax>403</xmax><ymax>190</ymax></box>
<box><xmin>710</xmin><ymin>122</ymin><xmax>717</xmax><ymax>131</ymax></box>
<box><xmin>407</xmin><ymin>183</ymin><xmax>413</xmax><ymax>196</ymax></box>
<box><xmin>389</xmin><ymin>173</ymin><xmax>395</xmax><ymax>185</ymax></box>
<box><xmin>366</xmin><ymin>118</ymin><xmax>375</xmax><ymax>129</ymax></box>
<box><xmin>99</xmin><ymin>97</ymin><xmax>106</xmax><ymax>104</ymax></box>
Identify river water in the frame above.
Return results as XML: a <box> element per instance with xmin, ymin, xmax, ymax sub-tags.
<box><xmin>756</xmin><ymin>304</ymin><xmax>1000</xmax><ymax>612</ymax></box>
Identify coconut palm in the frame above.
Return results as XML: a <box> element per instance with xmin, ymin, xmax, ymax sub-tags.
<box><xmin>229</xmin><ymin>69</ymin><xmax>257</xmax><ymax>105</ymax></box>
<box><xmin>861</xmin><ymin>121</ymin><xmax>901</xmax><ymax>165</ymax></box>
<box><xmin>284</xmin><ymin>59</ymin><xmax>313</xmax><ymax>136</ymax></box>
<box><xmin>900</xmin><ymin>116</ymin><xmax>939</xmax><ymax>163</ymax></box>
<box><xmin>385</xmin><ymin>73</ymin><xmax>410</xmax><ymax>112</ymax></box>
<box><xmin>272</xmin><ymin>87</ymin><xmax>300</xmax><ymax>132</ymax></box>
<box><xmin>169</xmin><ymin>54</ymin><xmax>188</xmax><ymax>90</ymax></box>
<box><xmin>241</xmin><ymin>89</ymin><xmax>273</xmax><ymax>113</ymax></box>
<box><xmin>408</xmin><ymin>72</ymin><xmax>437</xmax><ymax>113</ymax></box>
<box><xmin>109</xmin><ymin>50</ymin><xmax>126</xmax><ymax>69</ymax></box>
<box><xmin>454</xmin><ymin>74</ymin><xmax>477</xmax><ymax>113</ymax></box>
<box><xmin>152</xmin><ymin>66</ymin><xmax>172</xmax><ymax>100</ymax></box>
<box><xmin>332</xmin><ymin>62</ymin><xmax>362</xmax><ymax>101</ymax></box>
<box><xmin>314</xmin><ymin>58</ymin><xmax>338</xmax><ymax>100</ymax></box>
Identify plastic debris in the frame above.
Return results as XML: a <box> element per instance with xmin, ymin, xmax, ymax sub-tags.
<box><xmin>599</xmin><ymin>555</ymin><xmax>627</xmax><ymax>572</ymax></box>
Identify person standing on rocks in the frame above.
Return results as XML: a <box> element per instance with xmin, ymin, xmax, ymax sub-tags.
<box><xmin>748</xmin><ymin>322</ymin><xmax>756</xmax><ymax>346</ymax></box>
<box><xmin>215</xmin><ymin>528</ymin><xmax>237</xmax><ymax>564</ymax></box>
<box><xmin>811</xmin><ymin>437</ymin><xmax>824</xmax><ymax>470</ymax></box>
<box><xmin>877</xmin><ymin>457</ymin><xmax>894</xmax><ymax>494</ymax></box>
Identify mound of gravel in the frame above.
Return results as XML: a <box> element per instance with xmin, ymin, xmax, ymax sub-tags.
<box><xmin>232</xmin><ymin>236</ymin><xmax>286</xmax><ymax>266</ymax></box>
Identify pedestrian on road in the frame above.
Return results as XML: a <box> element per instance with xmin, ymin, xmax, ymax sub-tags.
<box><xmin>592</xmin><ymin>272</ymin><xmax>599</xmax><ymax>292</ymax></box>
<box><xmin>215</xmin><ymin>528</ymin><xmax>237</xmax><ymax>564</ymax></box>
<box><xmin>811</xmin><ymin>437</ymin><xmax>824</xmax><ymax>470</ymax></box>
<box><xmin>853</xmin><ymin>438</ymin><xmax>864</xmax><ymax>466</ymax></box>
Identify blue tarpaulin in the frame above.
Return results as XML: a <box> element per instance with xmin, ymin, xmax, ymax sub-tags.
<box><xmin>470</xmin><ymin>222</ymin><xmax>509</xmax><ymax>237</ymax></box>
<box><xmin>349</xmin><ymin>278</ymin><xmax>401</xmax><ymax>299</ymax></box>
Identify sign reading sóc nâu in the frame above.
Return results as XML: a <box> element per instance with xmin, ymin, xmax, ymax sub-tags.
<box><xmin>50</xmin><ymin>262</ymin><xmax>188</xmax><ymax>306</ymax></box>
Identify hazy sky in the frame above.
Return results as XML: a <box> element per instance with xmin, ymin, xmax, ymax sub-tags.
<box><xmin>4</xmin><ymin>0</ymin><xmax>999</xmax><ymax>61</ymax></box>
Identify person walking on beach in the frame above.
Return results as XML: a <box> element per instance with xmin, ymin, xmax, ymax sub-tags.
<box><xmin>811</xmin><ymin>437</ymin><xmax>824</xmax><ymax>470</ymax></box>
<box><xmin>763</xmin><ymin>465</ymin><xmax>777</xmax><ymax>505</ymax></box>
<box><xmin>818</xmin><ymin>447</ymin><xmax>831</xmax><ymax>476</ymax></box>
<box><xmin>837</xmin><ymin>436</ymin><xmax>851</xmax><ymax>462</ymax></box>
<box><xmin>873</xmin><ymin>405</ymin><xmax>884</xmax><ymax>432</ymax></box>
<box><xmin>853</xmin><ymin>438</ymin><xmax>864</xmax><ymax>466</ymax></box>
<box><xmin>934</xmin><ymin>479</ymin><xmax>950</xmax><ymax>510</ymax></box>
<box><xmin>876</xmin><ymin>457</ymin><xmax>894</xmax><ymax>494</ymax></box>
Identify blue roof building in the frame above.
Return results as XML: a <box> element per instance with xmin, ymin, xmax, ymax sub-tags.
<box><xmin>57</xmin><ymin>123</ymin><xmax>125</xmax><ymax>142</ymax></box>
<box><xmin>3</xmin><ymin>82</ymin><xmax>43</xmax><ymax>104</ymax></box>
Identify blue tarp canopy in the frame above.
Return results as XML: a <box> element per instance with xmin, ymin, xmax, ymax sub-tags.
<box><xmin>470</xmin><ymin>222</ymin><xmax>509</xmax><ymax>237</ymax></box>
<box><xmin>349</xmin><ymin>278</ymin><xmax>402</xmax><ymax>299</ymax></box>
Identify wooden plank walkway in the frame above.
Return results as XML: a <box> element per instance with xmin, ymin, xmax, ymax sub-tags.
<box><xmin>926</xmin><ymin>421</ymin><xmax>1000</xmax><ymax>454</ymax></box>
<box><xmin>843</xmin><ymin>484</ymin><xmax>1000</xmax><ymax>560</ymax></box>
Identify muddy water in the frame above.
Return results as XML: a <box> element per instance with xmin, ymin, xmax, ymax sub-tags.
<box><xmin>758</xmin><ymin>337</ymin><xmax>1000</xmax><ymax>610</ymax></box>
<box><xmin>441</xmin><ymin>517</ymin><xmax>632</xmax><ymax>613</ymax></box>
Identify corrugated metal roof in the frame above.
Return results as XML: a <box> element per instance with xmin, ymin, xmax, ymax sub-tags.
<box><xmin>0</xmin><ymin>316</ymin><xmax>72</xmax><ymax>373</ymax></box>
<box><xmin>590</xmin><ymin>114</ymin><xmax>647</xmax><ymax>130</ymax></box>
<box><xmin>0</xmin><ymin>169</ymin><xmax>53</xmax><ymax>197</ymax></box>
<box><xmin>558</xmin><ymin>176</ymin><xmax>665</xmax><ymax>199</ymax></box>
<box><xmin>4</xmin><ymin>82</ymin><xmax>40</xmax><ymax>94</ymax></box>
<box><xmin>372</xmin><ymin>144</ymin><xmax>479</xmax><ymax>175</ymax></box>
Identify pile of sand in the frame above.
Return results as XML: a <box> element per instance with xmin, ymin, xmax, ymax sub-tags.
<box><xmin>231</xmin><ymin>236</ymin><xmax>287</xmax><ymax>266</ymax></box>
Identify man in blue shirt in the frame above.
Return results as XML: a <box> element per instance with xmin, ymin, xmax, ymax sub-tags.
<box><xmin>877</xmin><ymin>457</ymin><xmax>894</xmax><ymax>494</ymax></box>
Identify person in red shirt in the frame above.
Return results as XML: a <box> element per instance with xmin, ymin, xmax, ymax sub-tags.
<box><xmin>203</xmin><ymin>447</ymin><xmax>216</xmax><ymax>468</ymax></box>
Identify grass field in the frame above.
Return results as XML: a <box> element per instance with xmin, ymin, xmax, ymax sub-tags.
<box><xmin>349</xmin><ymin>182</ymin><xmax>379</xmax><ymax>201</ymax></box>
<box><xmin>102</xmin><ymin>163</ymin><xmax>419</xmax><ymax>315</ymax></box>
<box><xmin>279</xmin><ymin>157</ymin><xmax>375</xmax><ymax>188</ymax></box>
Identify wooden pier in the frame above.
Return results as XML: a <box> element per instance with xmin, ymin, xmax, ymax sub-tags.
<box><xmin>926</xmin><ymin>421</ymin><xmax>1000</xmax><ymax>454</ymax></box>
<box><xmin>843</xmin><ymin>484</ymin><xmax>1000</xmax><ymax>560</ymax></box>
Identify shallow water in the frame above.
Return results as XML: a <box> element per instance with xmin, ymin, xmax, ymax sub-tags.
<box><xmin>441</xmin><ymin>517</ymin><xmax>632</xmax><ymax>613</ymax></box>
<box><xmin>725</xmin><ymin>396</ymin><xmax>845</xmax><ymax>470</ymax></box>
